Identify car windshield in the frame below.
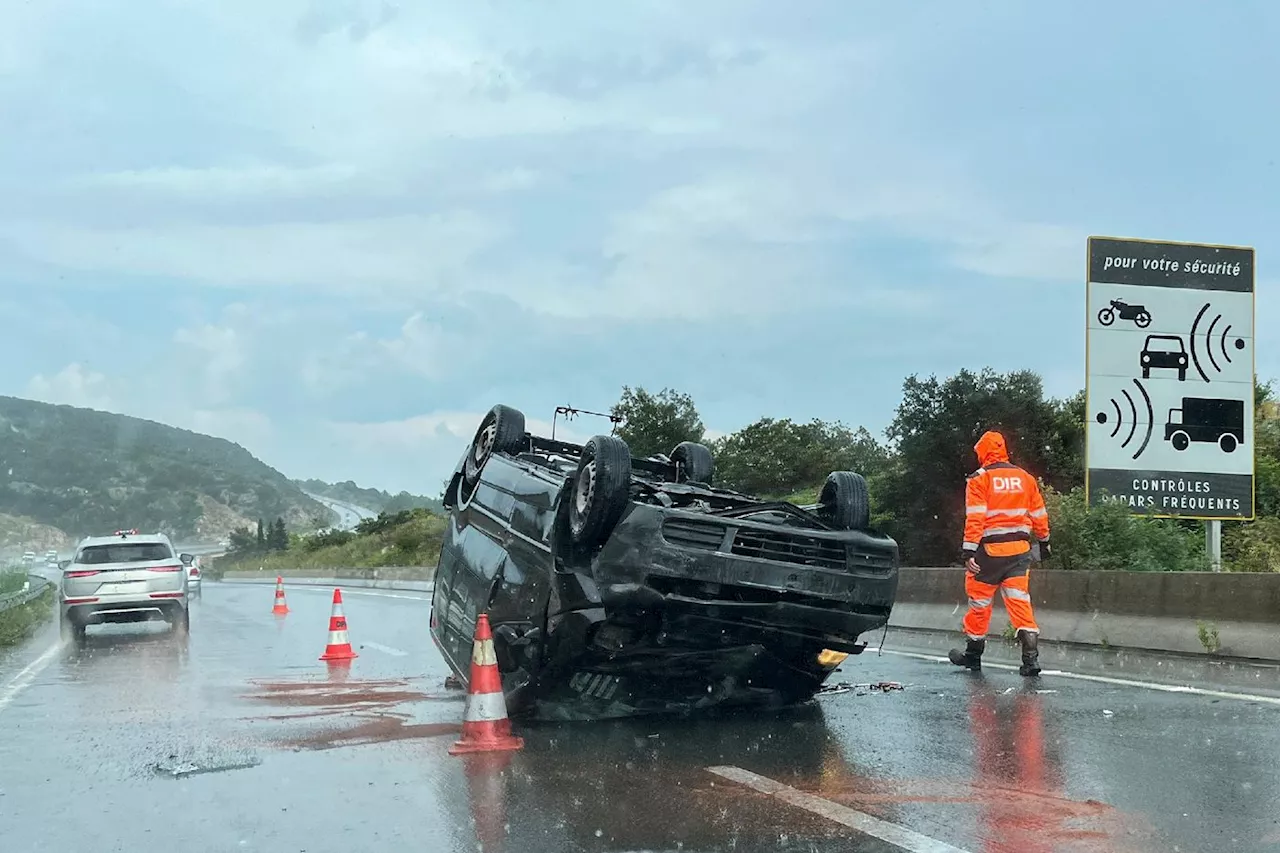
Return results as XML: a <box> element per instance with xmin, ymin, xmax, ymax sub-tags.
<box><xmin>75</xmin><ymin>543</ymin><xmax>172</xmax><ymax>564</ymax></box>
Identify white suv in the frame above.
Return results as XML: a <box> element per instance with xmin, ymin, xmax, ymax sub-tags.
<box><xmin>59</xmin><ymin>530</ymin><xmax>190</xmax><ymax>644</ymax></box>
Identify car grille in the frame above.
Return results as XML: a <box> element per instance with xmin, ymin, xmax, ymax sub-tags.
<box><xmin>731</xmin><ymin>529</ymin><xmax>846</xmax><ymax>570</ymax></box>
<box><xmin>662</xmin><ymin>518</ymin><xmax>728</xmax><ymax>550</ymax></box>
<box><xmin>662</xmin><ymin>517</ymin><xmax>892</xmax><ymax>573</ymax></box>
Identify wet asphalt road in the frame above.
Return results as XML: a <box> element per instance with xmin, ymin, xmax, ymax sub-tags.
<box><xmin>2</xmin><ymin>584</ymin><xmax>1280</xmax><ymax>853</ymax></box>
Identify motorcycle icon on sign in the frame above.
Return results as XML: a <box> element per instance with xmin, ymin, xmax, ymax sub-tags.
<box><xmin>1098</xmin><ymin>299</ymin><xmax>1152</xmax><ymax>328</ymax></box>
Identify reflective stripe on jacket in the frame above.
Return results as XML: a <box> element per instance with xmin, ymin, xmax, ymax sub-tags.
<box><xmin>962</xmin><ymin>431</ymin><xmax>1050</xmax><ymax>558</ymax></box>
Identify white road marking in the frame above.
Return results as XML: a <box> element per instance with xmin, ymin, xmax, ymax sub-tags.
<box><xmin>362</xmin><ymin>641</ymin><xmax>408</xmax><ymax>657</ymax></box>
<box><xmin>708</xmin><ymin>766</ymin><xmax>971</xmax><ymax>853</ymax></box>
<box><xmin>0</xmin><ymin>643</ymin><xmax>62</xmax><ymax>715</ymax></box>
<box><xmin>879</xmin><ymin>648</ymin><xmax>1280</xmax><ymax>707</ymax></box>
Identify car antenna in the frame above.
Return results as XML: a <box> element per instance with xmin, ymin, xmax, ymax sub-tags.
<box><xmin>552</xmin><ymin>405</ymin><xmax>623</xmax><ymax>440</ymax></box>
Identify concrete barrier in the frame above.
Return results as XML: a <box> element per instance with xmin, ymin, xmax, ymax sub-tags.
<box><xmin>891</xmin><ymin>568</ymin><xmax>1280</xmax><ymax>662</ymax></box>
<box><xmin>220</xmin><ymin>569</ymin><xmax>433</xmax><ymax>594</ymax></box>
<box><xmin>222</xmin><ymin>565</ymin><xmax>1280</xmax><ymax>661</ymax></box>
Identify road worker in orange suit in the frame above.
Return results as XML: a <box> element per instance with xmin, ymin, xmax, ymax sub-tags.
<box><xmin>949</xmin><ymin>430</ymin><xmax>1050</xmax><ymax>677</ymax></box>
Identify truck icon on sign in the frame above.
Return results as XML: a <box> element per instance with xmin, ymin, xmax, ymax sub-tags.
<box><xmin>1165</xmin><ymin>397</ymin><xmax>1245</xmax><ymax>453</ymax></box>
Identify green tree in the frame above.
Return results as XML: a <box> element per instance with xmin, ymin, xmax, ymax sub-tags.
<box><xmin>610</xmin><ymin>386</ymin><xmax>706</xmax><ymax>458</ymax></box>
<box><xmin>227</xmin><ymin>526</ymin><xmax>258</xmax><ymax>555</ymax></box>
<box><xmin>879</xmin><ymin>368</ymin><xmax>1082</xmax><ymax>566</ymax></box>
<box><xmin>1223</xmin><ymin>379</ymin><xmax>1279</xmax><ymax>571</ymax></box>
<box><xmin>256</xmin><ymin>518</ymin><xmax>266</xmax><ymax>549</ymax></box>
<box><xmin>1044</xmin><ymin>487</ymin><xmax>1205</xmax><ymax>572</ymax></box>
<box><xmin>714</xmin><ymin>418</ymin><xmax>889</xmax><ymax>498</ymax></box>
<box><xmin>268</xmin><ymin>517</ymin><xmax>288</xmax><ymax>551</ymax></box>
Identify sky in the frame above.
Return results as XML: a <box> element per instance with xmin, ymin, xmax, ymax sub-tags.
<box><xmin>2</xmin><ymin>0</ymin><xmax>1278</xmax><ymax>495</ymax></box>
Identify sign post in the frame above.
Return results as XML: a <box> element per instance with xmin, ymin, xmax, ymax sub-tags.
<box><xmin>1085</xmin><ymin>237</ymin><xmax>1256</xmax><ymax>543</ymax></box>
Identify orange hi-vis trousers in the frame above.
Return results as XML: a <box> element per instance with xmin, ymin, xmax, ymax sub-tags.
<box><xmin>963</xmin><ymin>572</ymin><xmax>1039</xmax><ymax>641</ymax></box>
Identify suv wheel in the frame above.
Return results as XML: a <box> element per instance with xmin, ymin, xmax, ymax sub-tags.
<box><xmin>464</xmin><ymin>405</ymin><xmax>528</xmax><ymax>489</ymax></box>
<box><xmin>172</xmin><ymin>608</ymin><xmax>190</xmax><ymax>636</ymax></box>
<box><xmin>569</xmin><ymin>435</ymin><xmax>633</xmax><ymax>547</ymax></box>
<box><xmin>60</xmin><ymin>613</ymin><xmax>85</xmax><ymax>646</ymax></box>
<box><xmin>670</xmin><ymin>441</ymin><xmax>715</xmax><ymax>485</ymax></box>
<box><xmin>819</xmin><ymin>471</ymin><xmax>871</xmax><ymax>531</ymax></box>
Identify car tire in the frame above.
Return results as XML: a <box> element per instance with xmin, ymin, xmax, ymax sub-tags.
<box><xmin>670</xmin><ymin>441</ymin><xmax>715</xmax><ymax>485</ymax></box>
<box><xmin>819</xmin><ymin>471</ymin><xmax>871</xmax><ymax>531</ymax></box>
<box><xmin>1171</xmin><ymin>430</ymin><xmax>1190</xmax><ymax>451</ymax></box>
<box><xmin>569</xmin><ymin>435</ymin><xmax>633</xmax><ymax>547</ymax></box>
<box><xmin>173</xmin><ymin>608</ymin><xmax>190</xmax><ymax>636</ymax></box>
<box><xmin>1220</xmin><ymin>433</ymin><xmax>1238</xmax><ymax>453</ymax></box>
<box><xmin>464</xmin><ymin>405</ymin><xmax>527</xmax><ymax>487</ymax></box>
<box><xmin>60</xmin><ymin>613</ymin><xmax>85</xmax><ymax>646</ymax></box>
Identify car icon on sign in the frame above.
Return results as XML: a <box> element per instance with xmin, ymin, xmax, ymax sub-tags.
<box><xmin>1141</xmin><ymin>334</ymin><xmax>1188</xmax><ymax>381</ymax></box>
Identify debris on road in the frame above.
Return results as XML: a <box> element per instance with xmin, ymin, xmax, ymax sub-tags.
<box><xmin>818</xmin><ymin>681</ymin><xmax>904</xmax><ymax>697</ymax></box>
<box><xmin>152</xmin><ymin>756</ymin><xmax>262</xmax><ymax>778</ymax></box>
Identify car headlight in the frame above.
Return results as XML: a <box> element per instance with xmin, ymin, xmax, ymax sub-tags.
<box><xmin>1142</xmin><ymin>355</ymin><xmax>1150</xmax><ymax>363</ymax></box>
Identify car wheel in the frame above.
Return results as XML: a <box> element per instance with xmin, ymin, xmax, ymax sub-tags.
<box><xmin>1219</xmin><ymin>433</ymin><xmax>1238</xmax><ymax>453</ymax></box>
<box><xmin>464</xmin><ymin>405</ymin><xmax>527</xmax><ymax>487</ymax></box>
<box><xmin>1171</xmin><ymin>430</ymin><xmax>1190</xmax><ymax>451</ymax></box>
<box><xmin>173</xmin><ymin>608</ymin><xmax>191</xmax><ymax>635</ymax></box>
<box><xmin>819</xmin><ymin>471</ymin><xmax>871</xmax><ymax>531</ymax></box>
<box><xmin>60</xmin><ymin>614</ymin><xmax>85</xmax><ymax>646</ymax></box>
<box><xmin>670</xmin><ymin>441</ymin><xmax>715</xmax><ymax>485</ymax></box>
<box><xmin>569</xmin><ymin>435</ymin><xmax>633</xmax><ymax>547</ymax></box>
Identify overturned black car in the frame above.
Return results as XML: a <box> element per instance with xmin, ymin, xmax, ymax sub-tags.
<box><xmin>429</xmin><ymin>404</ymin><xmax>900</xmax><ymax>721</ymax></box>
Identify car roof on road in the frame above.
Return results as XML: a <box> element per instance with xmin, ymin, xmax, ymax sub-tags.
<box><xmin>77</xmin><ymin>532</ymin><xmax>172</xmax><ymax>547</ymax></box>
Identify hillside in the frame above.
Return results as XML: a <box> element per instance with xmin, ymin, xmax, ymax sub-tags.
<box><xmin>0</xmin><ymin>396</ymin><xmax>334</xmax><ymax>544</ymax></box>
<box><xmin>212</xmin><ymin>507</ymin><xmax>443</xmax><ymax>575</ymax></box>
<box><xmin>294</xmin><ymin>479</ymin><xmax>444</xmax><ymax>514</ymax></box>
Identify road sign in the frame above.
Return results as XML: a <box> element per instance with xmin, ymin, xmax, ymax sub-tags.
<box><xmin>1086</xmin><ymin>236</ymin><xmax>1255</xmax><ymax>519</ymax></box>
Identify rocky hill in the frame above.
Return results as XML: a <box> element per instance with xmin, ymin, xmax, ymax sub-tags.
<box><xmin>0</xmin><ymin>396</ymin><xmax>334</xmax><ymax>546</ymax></box>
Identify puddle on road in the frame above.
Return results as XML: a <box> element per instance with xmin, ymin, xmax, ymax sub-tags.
<box><xmin>241</xmin><ymin>676</ymin><xmax>459</xmax><ymax>716</ymax></box>
<box><xmin>272</xmin><ymin>712</ymin><xmax>459</xmax><ymax>751</ymax></box>
<box><xmin>243</xmin><ymin>676</ymin><xmax>462</xmax><ymax>753</ymax></box>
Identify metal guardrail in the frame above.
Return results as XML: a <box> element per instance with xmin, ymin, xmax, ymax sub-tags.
<box><xmin>0</xmin><ymin>575</ymin><xmax>53</xmax><ymax>615</ymax></box>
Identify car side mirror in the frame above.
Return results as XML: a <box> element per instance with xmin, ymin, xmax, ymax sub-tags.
<box><xmin>179</xmin><ymin>553</ymin><xmax>194</xmax><ymax>566</ymax></box>
<box><xmin>59</xmin><ymin>560</ymin><xmax>71</xmax><ymax>570</ymax></box>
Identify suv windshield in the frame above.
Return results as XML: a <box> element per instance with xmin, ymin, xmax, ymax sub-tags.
<box><xmin>75</xmin><ymin>543</ymin><xmax>173</xmax><ymax>564</ymax></box>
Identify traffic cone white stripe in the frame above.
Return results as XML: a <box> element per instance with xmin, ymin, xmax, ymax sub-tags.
<box><xmin>328</xmin><ymin>628</ymin><xmax>351</xmax><ymax>644</ymax></box>
<box><xmin>472</xmin><ymin>637</ymin><xmax>497</xmax><ymax>666</ymax></box>
<box><xmin>463</xmin><ymin>691</ymin><xmax>512</xmax><ymax>723</ymax></box>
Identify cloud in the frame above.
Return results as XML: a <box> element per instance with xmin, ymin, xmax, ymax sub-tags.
<box><xmin>1</xmin><ymin>213</ymin><xmax>501</xmax><ymax>291</ymax></box>
<box><xmin>173</xmin><ymin>324</ymin><xmax>247</xmax><ymax>403</ymax></box>
<box><xmin>25</xmin><ymin>364</ymin><xmax>117</xmax><ymax>412</ymax></box>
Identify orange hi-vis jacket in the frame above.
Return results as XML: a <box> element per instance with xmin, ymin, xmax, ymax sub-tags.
<box><xmin>962</xmin><ymin>431</ymin><xmax>1050</xmax><ymax>559</ymax></box>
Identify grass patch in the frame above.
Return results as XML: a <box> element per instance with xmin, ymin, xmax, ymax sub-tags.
<box><xmin>212</xmin><ymin>509</ymin><xmax>444</xmax><ymax>578</ymax></box>
<box><xmin>0</xmin><ymin>570</ymin><xmax>29</xmax><ymax>595</ymax></box>
<box><xmin>0</xmin><ymin>586</ymin><xmax>54</xmax><ymax>647</ymax></box>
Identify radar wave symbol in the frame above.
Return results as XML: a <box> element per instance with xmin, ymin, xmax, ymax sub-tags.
<box><xmin>1093</xmin><ymin>378</ymin><xmax>1154</xmax><ymax>461</ymax></box>
<box><xmin>1189</xmin><ymin>302</ymin><xmax>1246</xmax><ymax>382</ymax></box>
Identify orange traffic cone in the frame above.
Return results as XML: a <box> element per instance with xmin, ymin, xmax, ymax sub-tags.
<box><xmin>318</xmin><ymin>588</ymin><xmax>358</xmax><ymax>662</ymax></box>
<box><xmin>271</xmin><ymin>577</ymin><xmax>289</xmax><ymax>615</ymax></box>
<box><xmin>449</xmin><ymin>613</ymin><xmax>523</xmax><ymax>755</ymax></box>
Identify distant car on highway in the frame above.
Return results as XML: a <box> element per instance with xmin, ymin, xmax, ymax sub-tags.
<box><xmin>45</xmin><ymin>550</ymin><xmax>59</xmax><ymax>567</ymax></box>
<box><xmin>21</xmin><ymin>551</ymin><xmax>35</xmax><ymax>565</ymax></box>
<box><xmin>181</xmin><ymin>553</ymin><xmax>202</xmax><ymax>598</ymax></box>
<box><xmin>58</xmin><ymin>529</ymin><xmax>191</xmax><ymax>644</ymax></box>
<box><xmin>430</xmin><ymin>404</ymin><xmax>900</xmax><ymax>721</ymax></box>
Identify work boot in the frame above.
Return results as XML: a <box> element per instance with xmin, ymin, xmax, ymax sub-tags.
<box><xmin>948</xmin><ymin>638</ymin><xmax>985</xmax><ymax>671</ymax></box>
<box><xmin>1018</xmin><ymin>631</ymin><xmax>1041</xmax><ymax>677</ymax></box>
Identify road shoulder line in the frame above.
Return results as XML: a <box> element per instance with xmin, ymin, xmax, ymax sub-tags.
<box><xmin>877</xmin><ymin>648</ymin><xmax>1280</xmax><ymax>706</ymax></box>
<box><xmin>707</xmin><ymin>765</ymin><xmax>970</xmax><ymax>853</ymax></box>
<box><xmin>0</xmin><ymin>642</ymin><xmax>62</xmax><ymax>714</ymax></box>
